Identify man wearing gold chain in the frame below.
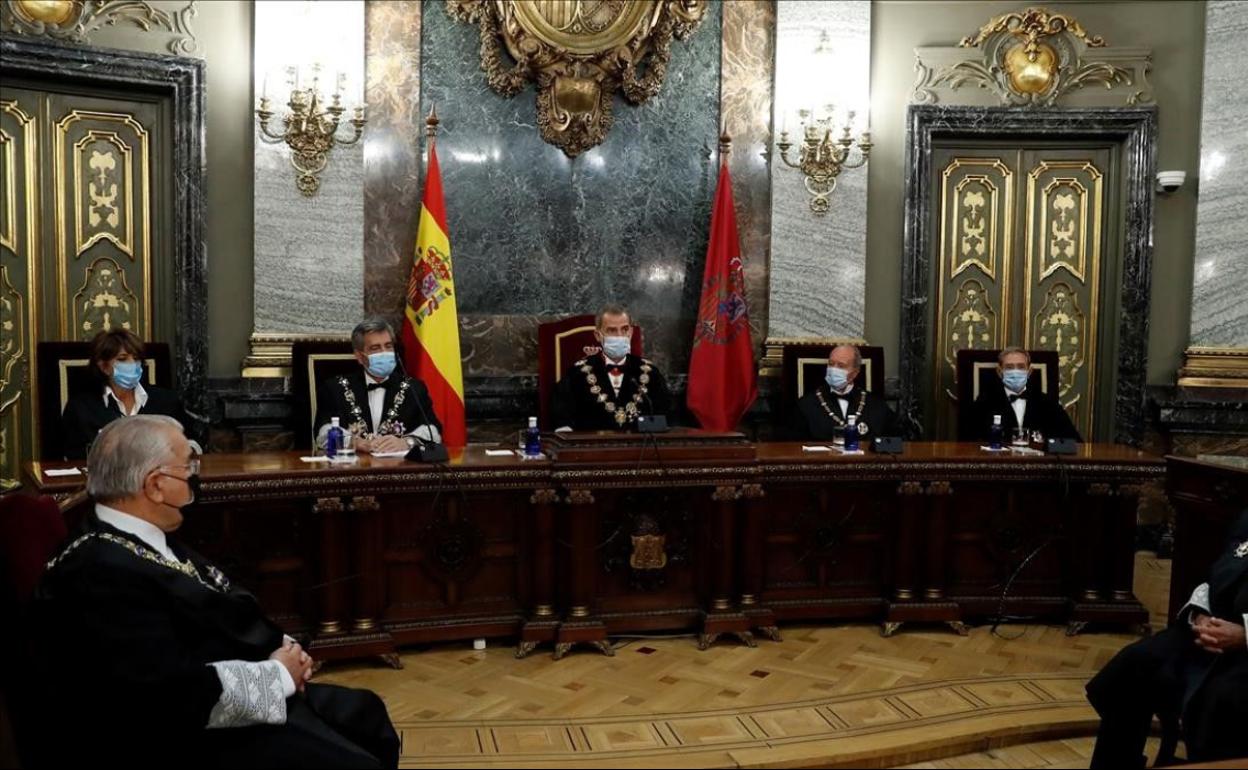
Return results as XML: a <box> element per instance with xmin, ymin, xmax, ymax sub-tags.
<box><xmin>787</xmin><ymin>344</ymin><xmax>898</xmax><ymax>442</ymax></box>
<box><xmin>552</xmin><ymin>304</ymin><xmax>671</xmax><ymax>431</ymax></box>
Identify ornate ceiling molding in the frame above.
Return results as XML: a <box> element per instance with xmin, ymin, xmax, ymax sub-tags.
<box><xmin>1</xmin><ymin>0</ymin><xmax>199</xmax><ymax>55</ymax></box>
<box><xmin>447</xmin><ymin>0</ymin><xmax>707</xmax><ymax>157</ymax></box>
<box><xmin>912</xmin><ymin>6</ymin><xmax>1152</xmax><ymax>108</ymax></box>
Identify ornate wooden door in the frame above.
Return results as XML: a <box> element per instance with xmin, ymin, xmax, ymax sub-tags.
<box><xmin>0</xmin><ymin>82</ymin><xmax>172</xmax><ymax>481</ymax></box>
<box><xmin>929</xmin><ymin>141</ymin><xmax>1122</xmax><ymax>440</ymax></box>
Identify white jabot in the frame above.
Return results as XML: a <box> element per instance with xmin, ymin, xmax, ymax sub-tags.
<box><xmin>604</xmin><ymin>354</ymin><xmax>627</xmax><ymax>393</ymax></box>
<box><xmin>103</xmin><ymin>381</ymin><xmax>149</xmax><ymax>417</ymax></box>
<box><xmin>366</xmin><ymin>373</ymin><xmax>388</xmax><ymax>432</ymax></box>
<box><xmin>1005</xmin><ymin>386</ymin><xmax>1027</xmax><ymax>428</ymax></box>
<box><xmin>95</xmin><ymin>502</ymin><xmax>176</xmax><ymax>562</ymax></box>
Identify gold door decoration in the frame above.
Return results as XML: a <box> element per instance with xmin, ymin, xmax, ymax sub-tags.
<box><xmin>936</xmin><ymin>157</ymin><xmax>1012</xmax><ymax>409</ymax></box>
<box><xmin>0</xmin><ymin>97</ymin><xmax>37</xmax><ymax>485</ymax></box>
<box><xmin>934</xmin><ymin>150</ymin><xmax>1106</xmax><ymax>439</ymax></box>
<box><xmin>447</xmin><ymin>0</ymin><xmax>707</xmax><ymax>156</ymax></box>
<box><xmin>1025</xmin><ymin>160</ymin><xmax>1103</xmax><ymax>433</ymax></box>
<box><xmin>53</xmin><ymin>109</ymin><xmax>150</xmax><ymax>339</ymax></box>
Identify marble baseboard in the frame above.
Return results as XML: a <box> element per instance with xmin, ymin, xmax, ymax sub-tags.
<box><xmin>1190</xmin><ymin>0</ymin><xmax>1248</xmax><ymax>347</ymax></box>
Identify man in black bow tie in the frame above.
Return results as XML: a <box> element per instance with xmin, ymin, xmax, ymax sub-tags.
<box><xmin>313</xmin><ymin>316</ymin><xmax>442</xmax><ymax>454</ymax></box>
<box><xmin>787</xmin><ymin>344</ymin><xmax>897</xmax><ymax>441</ymax></box>
<box><xmin>31</xmin><ymin>416</ymin><xmax>399</xmax><ymax>767</ymax></box>
<box><xmin>551</xmin><ymin>304</ymin><xmax>671</xmax><ymax>431</ymax></box>
<box><xmin>966</xmin><ymin>347</ymin><xmax>1080</xmax><ymax>443</ymax></box>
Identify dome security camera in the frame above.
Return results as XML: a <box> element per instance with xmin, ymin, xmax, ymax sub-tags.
<box><xmin>1156</xmin><ymin>170</ymin><xmax>1186</xmax><ymax>193</ymax></box>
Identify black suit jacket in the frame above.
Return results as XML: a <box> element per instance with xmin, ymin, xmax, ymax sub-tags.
<box><xmin>967</xmin><ymin>379</ymin><xmax>1081</xmax><ymax>442</ymax></box>
<box><xmin>786</xmin><ymin>383</ymin><xmax>898</xmax><ymax>441</ymax></box>
<box><xmin>30</xmin><ymin>514</ymin><xmax>285</xmax><ymax>762</ymax></box>
<box><xmin>312</xmin><ymin>369</ymin><xmax>441</xmax><ymax>438</ymax></box>
<box><xmin>552</xmin><ymin>354</ymin><xmax>671</xmax><ymax>431</ymax></box>
<box><xmin>60</xmin><ymin>385</ymin><xmax>189</xmax><ymax>460</ymax></box>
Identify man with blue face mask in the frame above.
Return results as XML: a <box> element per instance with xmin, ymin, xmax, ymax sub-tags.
<box><xmin>967</xmin><ymin>346</ymin><xmax>1080</xmax><ymax>443</ymax></box>
<box><xmin>313</xmin><ymin>317</ymin><xmax>442</xmax><ymax>454</ymax></box>
<box><xmin>551</xmin><ymin>304</ymin><xmax>671</xmax><ymax>431</ymax></box>
<box><xmin>787</xmin><ymin>344</ymin><xmax>897</xmax><ymax>442</ymax></box>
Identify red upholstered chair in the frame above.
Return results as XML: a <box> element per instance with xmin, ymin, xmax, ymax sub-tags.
<box><xmin>536</xmin><ymin>315</ymin><xmax>643</xmax><ymax>430</ymax></box>
<box><xmin>779</xmin><ymin>343</ymin><xmax>886</xmax><ymax>429</ymax></box>
<box><xmin>954</xmin><ymin>348</ymin><xmax>1061</xmax><ymax>441</ymax></box>
<box><xmin>0</xmin><ymin>492</ymin><xmax>69</xmax><ymax>767</ymax></box>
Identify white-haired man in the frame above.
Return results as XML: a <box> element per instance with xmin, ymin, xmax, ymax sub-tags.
<box><xmin>787</xmin><ymin>344</ymin><xmax>898</xmax><ymax>441</ymax></box>
<box><xmin>32</xmin><ymin>415</ymin><xmax>399</xmax><ymax>767</ymax></box>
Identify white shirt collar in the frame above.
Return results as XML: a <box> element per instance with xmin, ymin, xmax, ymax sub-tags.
<box><xmin>103</xmin><ymin>381</ymin><xmax>149</xmax><ymax>416</ymax></box>
<box><xmin>94</xmin><ymin>502</ymin><xmax>177</xmax><ymax>562</ymax></box>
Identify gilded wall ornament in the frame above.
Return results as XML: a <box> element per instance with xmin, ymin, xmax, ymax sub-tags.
<box><xmin>2</xmin><ymin>0</ymin><xmax>200</xmax><ymax>55</ymax></box>
<box><xmin>912</xmin><ymin>6</ymin><xmax>1152</xmax><ymax>107</ymax></box>
<box><xmin>447</xmin><ymin>0</ymin><xmax>707</xmax><ymax>157</ymax></box>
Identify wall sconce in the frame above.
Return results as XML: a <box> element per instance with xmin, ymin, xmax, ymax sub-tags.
<box><xmin>255</xmin><ymin>64</ymin><xmax>366</xmax><ymax>196</ymax></box>
<box><xmin>774</xmin><ymin>30</ymin><xmax>872</xmax><ymax>215</ymax></box>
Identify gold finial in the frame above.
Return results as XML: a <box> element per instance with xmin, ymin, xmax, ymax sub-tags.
<box><xmin>718</xmin><ymin>126</ymin><xmax>732</xmax><ymax>161</ymax></box>
<box><xmin>425</xmin><ymin>104</ymin><xmax>440</xmax><ymax>139</ymax></box>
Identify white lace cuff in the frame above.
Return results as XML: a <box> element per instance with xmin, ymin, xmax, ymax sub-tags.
<box><xmin>1182</xmin><ymin>582</ymin><xmax>1211</xmax><ymax>626</ymax></box>
<box><xmin>206</xmin><ymin>660</ymin><xmax>289</xmax><ymax>729</ymax></box>
<box><xmin>411</xmin><ymin>424</ymin><xmax>441</xmax><ymax>444</ymax></box>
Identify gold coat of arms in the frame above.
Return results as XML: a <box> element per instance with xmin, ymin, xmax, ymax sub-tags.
<box><xmin>630</xmin><ymin>533</ymin><xmax>668</xmax><ymax>570</ymax></box>
<box><xmin>447</xmin><ymin>0</ymin><xmax>707</xmax><ymax>156</ymax></box>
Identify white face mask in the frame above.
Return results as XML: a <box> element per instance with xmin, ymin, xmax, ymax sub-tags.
<box><xmin>601</xmin><ymin>335</ymin><xmax>630</xmax><ymax>360</ymax></box>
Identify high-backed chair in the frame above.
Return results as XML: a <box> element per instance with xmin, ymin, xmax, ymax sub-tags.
<box><xmin>954</xmin><ymin>348</ymin><xmax>1061</xmax><ymax>440</ymax></box>
<box><xmin>290</xmin><ymin>340</ymin><xmax>359</xmax><ymax>450</ymax></box>
<box><xmin>779</xmin><ymin>343</ymin><xmax>886</xmax><ymax>429</ymax></box>
<box><xmin>0</xmin><ymin>492</ymin><xmax>68</xmax><ymax>767</ymax></box>
<box><xmin>536</xmin><ymin>315</ymin><xmax>643</xmax><ymax>430</ymax></box>
<box><xmin>37</xmin><ymin>341</ymin><xmax>172</xmax><ymax>461</ymax></box>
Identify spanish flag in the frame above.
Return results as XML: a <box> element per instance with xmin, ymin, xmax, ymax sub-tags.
<box><xmin>401</xmin><ymin>142</ymin><xmax>466</xmax><ymax>447</ymax></box>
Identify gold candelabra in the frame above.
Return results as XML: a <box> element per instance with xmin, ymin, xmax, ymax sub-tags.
<box><xmin>775</xmin><ymin>109</ymin><xmax>872</xmax><ymax>216</ymax></box>
<box><xmin>256</xmin><ymin>65</ymin><xmax>366</xmax><ymax>197</ymax></box>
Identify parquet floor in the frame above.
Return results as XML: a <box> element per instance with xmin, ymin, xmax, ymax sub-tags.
<box><xmin>318</xmin><ymin>553</ymin><xmax>1173</xmax><ymax>768</ymax></box>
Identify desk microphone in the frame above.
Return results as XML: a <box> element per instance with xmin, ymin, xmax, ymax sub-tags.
<box><xmin>629</xmin><ymin>375</ymin><xmax>669</xmax><ymax>434</ymax></box>
<box><xmin>396</xmin><ymin>351</ymin><xmax>450</xmax><ymax>463</ymax></box>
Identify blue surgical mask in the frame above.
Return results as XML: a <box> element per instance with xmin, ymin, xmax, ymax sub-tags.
<box><xmin>601</xmin><ymin>335</ymin><xmax>630</xmax><ymax>361</ymax></box>
<box><xmin>111</xmin><ymin>360</ymin><xmax>143</xmax><ymax>391</ymax></box>
<box><xmin>366</xmin><ymin>351</ymin><xmax>397</xmax><ymax>380</ymax></box>
<box><xmin>825</xmin><ymin>366</ymin><xmax>851</xmax><ymax>392</ymax></box>
<box><xmin>1002</xmin><ymin>369</ymin><xmax>1029</xmax><ymax>393</ymax></box>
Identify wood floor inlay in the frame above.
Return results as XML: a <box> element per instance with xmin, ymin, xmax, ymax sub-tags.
<box><xmin>317</xmin><ymin>554</ymin><xmax>1170</xmax><ymax>768</ymax></box>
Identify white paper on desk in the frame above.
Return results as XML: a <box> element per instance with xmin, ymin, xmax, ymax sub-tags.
<box><xmin>368</xmin><ymin>450</ymin><xmax>409</xmax><ymax>458</ymax></box>
<box><xmin>300</xmin><ymin>455</ymin><xmax>360</xmax><ymax>463</ymax></box>
<box><xmin>44</xmin><ymin>468</ymin><xmax>83</xmax><ymax>477</ymax></box>
<box><xmin>833</xmin><ymin>448</ymin><xmax>865</xmax><ymax>455</ymax></box>
<box><xmin>802</xmin><ymin>445</ymin><xmax>833</xmax><ymax>452</ymax></box>
<box><xmin>485</xmin><ymin>449</ymin><xmax>515</xmax><ymax>457</ymax></box>
<box><xmin>979</xmin><ymin>446</ymin><xmax>1009</xmax><ymax>453</ymax></box>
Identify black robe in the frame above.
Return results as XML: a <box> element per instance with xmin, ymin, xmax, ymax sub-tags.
<box><xmin>552</xmin><ymin>354</ymin><xmax>671</xmax><ymax>431</ymax></box>
<box><xmin>786</xmin><ymin>383</ymin><xmax>899</xmax><ymax>442</ymax></box>
<box><xmin>60</xmin><ymin>385</ymin><xmax>189</xmax><ymax>460</ymax></box>
<box><xmin>313</xmin><ymin>369</ymin><xmax>441</xmax><ymax>439</ymax></box>
<box><xmin>28</xmin><ymin>514</ymin><xmax>399</xmax><ymax>768</ymax></box>
<box><xmin>1086</xmin><ymin>510</ymin><xmax>1248</xmax><ymax>767</ymax></box>
<box><xmin>966</xmin><ymin>378</ymin><xmax>1081</xmax><ymax>443</ymax></box>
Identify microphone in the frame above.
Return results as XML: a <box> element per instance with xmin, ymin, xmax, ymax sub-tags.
<box><xmin>395</xmin><ymin>347</ymin><xmax>449</xmax><ymax>462</ymax></box>
<box><xmin>629</xmin><ymin>375</ymin><xmax>669</xmax><ymax>434</ymax></box>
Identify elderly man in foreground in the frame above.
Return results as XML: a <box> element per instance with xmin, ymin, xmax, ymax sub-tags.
<box><xmin>31</xmin><ymin>415</ymin><xmax>399</xmax><ymax>768</ymax></box>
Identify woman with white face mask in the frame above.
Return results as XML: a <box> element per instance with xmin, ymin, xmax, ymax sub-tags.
<box><xmin>60</xmin><ymin>329</ymin><xmax>191</xmax><ymax>460</ymax></box>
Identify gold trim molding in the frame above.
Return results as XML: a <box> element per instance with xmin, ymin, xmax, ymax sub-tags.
<box><xmin>760</xmin><ymin>336</ymin><xmax>868</xmax><ymax>378</ymax></box>
<box><xmin>1</xmin><ymin>0</ymin><xmax>200</xmax><ymax>55</ymax></box>
<box><xmin>912</xmin><ymin>6</ymin><xmax>1152</xmax><ymax>108</ymax></box>
<box><xmin>446</xmin><ymin>0</ymin><xmax>707</xmax><ymax>157</ymax></box>
<box><xmin>242</xmin><ymin>332</ymin><xmax>350</xmax><ymax>379</ymax></box>
<box><xmin>1178</xmin><ymin>346</ymin><xmax>1248</xmax><ymax>388</ymax></box>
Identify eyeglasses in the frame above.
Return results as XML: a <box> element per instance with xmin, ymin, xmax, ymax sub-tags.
<box><xmin>158</xmin><ymin>458</ymin><xmax>200</xmax><ymax>476</ymax></box>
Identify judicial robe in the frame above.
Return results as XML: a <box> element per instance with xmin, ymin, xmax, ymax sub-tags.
<box><xmin>29</xmin><ymin>514</ymin><xmax>399</xmax><ymax>768</ymax></box>
<box><xmin>786</xmin><ymin>383</ymin><xmax>899</xmax><ymax>442</ymax></box>
<box><xmin>61</xmin><ymin>385</ymin><xmax>189</xmax><ymax>460</ymax></box>
<box><xmin>552</xmin><ymin>354</ymin><xmax>672</xmax><ymax>431</ymax></box>
<box><xmin>313</xmin><ymin>369</ymin><xmax>441</xmax><ymax>438</ymax></box>
<box><xmin>966</xmin><ymin>378</ymin><xmax>1081</xmax><ymax>442</ymax></box>
<box><xmin>1085</xmin><ymin>510</ymin><xmax>1248</xmax><ymax>766</ymax></box>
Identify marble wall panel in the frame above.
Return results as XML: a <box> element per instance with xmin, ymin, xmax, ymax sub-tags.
<box><xmin>419</xmin><ymin>0</ymin><xmax>723</xmax><ymax>375</ymax></box>
<box><xmin>252</xmin><ymin>0</ymin><xmax>365</xmax><ymax>334</ymax></box>
<box><xmin>721</xmin><ymin>0</ymin><xmax>776</xmax><ymax>351</ymax></box>
<box><xmin>1190</xmin><ymin>0</ymin><xmax>1248</xmax><ymax>348</ymax></box>
<box><xmin>364</xmin><ymin>0</ymin><xmax>422</xmax><ymax>322</ymax></box>
<box><xmin>768</xmin><ymin>0</ymin><xmax>871</xmax><ymax>340</ymax></box>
